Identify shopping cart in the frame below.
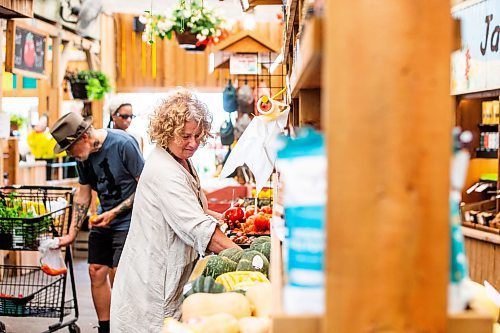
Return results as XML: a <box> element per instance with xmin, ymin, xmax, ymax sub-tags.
<box><xmin>0</xmin><ymin>186</ymin><xmax>79</xmax><ymax>333</ymax></box>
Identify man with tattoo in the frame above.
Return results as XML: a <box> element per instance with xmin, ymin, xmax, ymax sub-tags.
<box><xmin>50</xmin><ymin>112</ymin><xmax>144</xmax><ymax>333</ymax></box>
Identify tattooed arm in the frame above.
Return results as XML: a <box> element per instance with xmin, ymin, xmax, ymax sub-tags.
<box><xmin>91</xmin><ymin>177</ymin><xmax>140</xmax><ymax>228</ymax></box>
<box><xmin>59</xmin><ymin>184</ymin><xmax>92</xmax><ymax>247</ymax></box>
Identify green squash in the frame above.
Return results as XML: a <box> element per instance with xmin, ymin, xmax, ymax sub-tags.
<box><xmin>203</xmin><ymin>256</ymin><xmax>237</xmax><ymax>279</ymax></box>
<box><xmin>251</xmin><ymin>236</ymin><xmax>271</xmax><ymax>246</ymax></box>
<box><xmin>236</xmin><ymin>250</ymin><xmax>269</xmax><ymax>277</ymax></box>
<box><xmin>183</xmin><ymin>275</ymin><xmax>226</xmax><ymax>299</ymax></box>
<box><xmin>219</xmin><ymin>248</ymin><xmax>245</xmax><ymax>262</ymax></box>
<box><xmin>250</xmin><ymin>241</ymin><xmax>271</xmax><ymax>261</ymax></box>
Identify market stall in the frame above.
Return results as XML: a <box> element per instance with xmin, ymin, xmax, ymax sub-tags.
<box><xmin>452</xmin><ymin>0</ymin><xmax>500</xmax><ymax>292</ymax></box>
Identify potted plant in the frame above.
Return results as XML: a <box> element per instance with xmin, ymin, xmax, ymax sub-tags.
<box><xmin>66</xmin><ymin>70</ymin><xmax>112</xmax><ymax>101</ymax></box>
<box><xmin>9</xmin><ymin>114</ymin><xmax>27</xmax><ymax>133</ymax></box>
<box><xmin>141</xmin><ymin>0</ymin><xmax>229</xmax><ymax>51</ymax></box>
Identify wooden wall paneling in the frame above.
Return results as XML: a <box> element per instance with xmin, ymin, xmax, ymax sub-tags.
<box><xmin>164</xmin><ymin>41</ymin><xmax>176</xmax><ymax>87</ymax></box>
<box><xmin>114</xmin><ymin>14</ymin><xmax>283</xmax><ymax>91</ymax></box>
<box><xmin>196</xmin><ymin>52</ymin><xmax>207</xmax><ymax>87</ymax></box>
<box><xmin>324</xmin><ymin>1</ymin><xmax>452</xmax><ymax>332</ymax></box>
<box><xmin>185</xmin><ymin>49</ymin><xmax>197</xmax><ymax>87</ymax></box>
<box><xmin>156</xmin><ymin>38</ymin><xmax>165</xmax><ymax>88</ymax></box>
<box><xmin>124</xmin><ymin>15</ymin><xmax>135</xmax><ymax>90</ymax></box>
<box><xmin>144</xmin><ymin>37</ymin><xmax>153</xmax><ymax>87</ymax></box>
<box><xmin>176</xmin><ymin>46</ymin><xmax>186</xmax><ymax>87</ymax></box>
<box><xmin>100</xmin><ymin>13</ymin><xmax>116</xmax><ymax>89</ymax></box>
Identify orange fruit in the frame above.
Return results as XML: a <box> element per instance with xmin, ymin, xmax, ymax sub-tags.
<box><xmin>89</xmin><ymin>215</ymin><xmax>98</xmax><ymax>224</ymax></box>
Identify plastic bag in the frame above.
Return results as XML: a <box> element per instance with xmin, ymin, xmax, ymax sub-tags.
<box><xmin>38</xmin><ymin>239</ymin><xmax>67</xmax><ymax>276</ymax></box>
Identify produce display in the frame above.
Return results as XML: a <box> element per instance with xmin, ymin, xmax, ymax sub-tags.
<box><xmin>222</xmin><ymin>202</ymin><xmax>272</xmax><ymax>237</ymax></box>
<box><xmin>163</xmin><ymin>231</ymin><xmax>273</xmax><ymax>333</ymax></box>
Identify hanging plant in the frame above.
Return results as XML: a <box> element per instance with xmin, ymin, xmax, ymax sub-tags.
<box><xmin>140</xmin><ymin>0</ymin><xmax>230</xmax><ymax>49</ymax></box>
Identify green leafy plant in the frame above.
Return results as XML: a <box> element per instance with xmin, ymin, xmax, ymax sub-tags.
<box><xmin>141</xmin><ymin>0</ymin><xmax>230</xmax><ymax>46</ymax></box>
<box><xmin>9</xmin><ymin>114</ymin><xmax>27</xmax><ymax>128</ymax></box>
<box><xmin>66</xmin><ymin>70</ymin><xmax>112</xmax><ymax>101</ymax></box>
<box><xmin>0</xmin><ymin>193</ymin><xmax>53</xmax><ymax>248</ymax></box>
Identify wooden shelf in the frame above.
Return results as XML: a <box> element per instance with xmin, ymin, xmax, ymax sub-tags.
<box><xmin>290</xmin><ymin>17</ymin><xmax>322</xmax><ymax>98</ymax></box>
<box><xmin>476</xmin><ymin>148</ymin><xmax>498</xmax><ymax>159</ymax></box>
<box><xmin>239</xmin><ymin>0</ymin><xmax>282</xmax><ymax>11</ymax></box>
<box><xmin>478</xmin><ymin>123</ymin><xmax>499</xmax><ymax>130</ymax></box>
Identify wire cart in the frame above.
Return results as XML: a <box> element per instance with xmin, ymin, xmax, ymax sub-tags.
<box><xmin>0</xmin><ymin>186</ymin><xmax>79</xmax><ymax>333</ymax></box>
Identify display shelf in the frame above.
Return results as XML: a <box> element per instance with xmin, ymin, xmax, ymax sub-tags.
<box><xmin>478</xmin><ymin>123</ymin><xmax>499</xmax><ymax>130</ymax></box>
<box><xmin>290</xmin><ymin>17</ymin><xmax>322</xmax><ymax>98</ymax></box>
<box><xmin>462</xmin><ymin>225</ymin><xmax>500</xmax><ymax>243</ymax></box>
<box><xmin>476</xmin><ymin>148</ymin><xmax>498</xmax><ymax>159</ymax></box>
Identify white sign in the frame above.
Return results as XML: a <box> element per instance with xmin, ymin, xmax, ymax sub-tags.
<box><xmin>0</xmin><ymin>113</ymin><xmax>10</xmax><ymax>138</ymax></box>
<box><xmin>452</xmin><ymin>0</ymin><xmax>500</xmax><ymax>94</ymax></box>
<box><xmin>230</xmin><ymin>53</ymin><xmax>259</xmax><ymax>75</ymax></box>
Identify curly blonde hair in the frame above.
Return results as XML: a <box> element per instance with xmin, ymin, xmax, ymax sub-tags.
<box><xmin>148</xmin><ymin>89</ymin><xmax>213</xmax><ymax>147</ymax></box>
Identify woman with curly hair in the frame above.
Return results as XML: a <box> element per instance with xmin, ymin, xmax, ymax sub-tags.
<box><xmin>110</xmin><ymin>89</ymin><xmax>239</xmax><ymax>332</ymax></box>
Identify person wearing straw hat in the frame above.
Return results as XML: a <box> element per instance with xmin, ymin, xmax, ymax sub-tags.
<box><xmin>50</xmin><ymin>111</ymin><xmax>144</xmax><ymax>333</ymax></box>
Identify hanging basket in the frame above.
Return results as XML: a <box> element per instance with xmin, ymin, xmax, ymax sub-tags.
<box><xmin>69</xmin><ymin>80</ymin><xmax>88</xmax><ymax>100</ymax></box>
<box><xmin>175</xmin><ymin>31</ymin><xmax>207</xmax><ymax>52</ymax></box>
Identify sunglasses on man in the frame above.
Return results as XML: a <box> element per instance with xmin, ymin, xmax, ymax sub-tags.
<box><xmin>115</xmin><ymin>113</ymin><xmax>136</xmax><ymax>120</ymax></box>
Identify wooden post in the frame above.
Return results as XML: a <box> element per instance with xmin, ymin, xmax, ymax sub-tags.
<box><xmin>324</xmin><ymin>2</ymin><xmax>452</xmax><ymax>333</ymax></box>
<box><xmin>48</xmin><ymin>34</ymin><xmax>62</xmax><ymax>128</ymax></box>
<box><xmin>4</xmin><ymin>138</ymin><xmax>19</xmax><ymax>185</ymax></box>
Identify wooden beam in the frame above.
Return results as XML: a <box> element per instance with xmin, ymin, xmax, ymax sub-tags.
<box><xmin>58</xmin><ymin>40</ymin><xmax>74</xmax><ymax>85</ymax></box>
<box><xmin>324</xmin><ymin>1</ymin><xmax>452</xmax><ymax>332</ymax></box>
<box><xmin>48</xmin><ymin>34</ymin><xmax>62</xmax><ymax>128</ymax></box>
<box><xmin>0</xmin><ymin>0</ymin><xmax>33</xmax><ymax>18</ymax></box>
<box><xmin>26</xmin><ymin>18</ymin><xmax>99</xmax><ymax>51</ymax></box>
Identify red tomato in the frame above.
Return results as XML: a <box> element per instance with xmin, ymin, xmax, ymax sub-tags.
<box><xmin>259</xmin><ymin>206</ymin><xmax>272</xmax><ymax>214</ymax></box>
<box><xmin>254</xmin><ymin>213</ymin><xmax>270</xmax><ymax>232</ymax></box>
<box><xmin>223</xmin><ymin>207</ymin><xmax>245</xmax><ymax>223</ymax></box>
<box><xmin>245</xmin><ymin>208</ymin><xmax>255</xmax><ymax>219</ymax></box>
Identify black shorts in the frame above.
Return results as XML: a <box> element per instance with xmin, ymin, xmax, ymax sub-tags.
<box><xmin>88</xmin><ymin>228</ymin><xmax>128</xmax><ymax>267</ymax></box>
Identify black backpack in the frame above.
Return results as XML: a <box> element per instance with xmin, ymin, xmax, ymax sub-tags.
<box><xmin>223</xmin><ymin>80</ymin><xmax>238</xmax><ymax>113</ymax></box>
<box><xmin>220</xmin><ymin>117</ymin><xmax>235</xmax><ymax>146</ymax></box>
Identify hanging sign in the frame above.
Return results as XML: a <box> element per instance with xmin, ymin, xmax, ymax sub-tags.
<box><xmin>230</xmin><ymin>53</ymin><xmax>259</xmax><ymax>75</ymax></box>
<box><xmin>5</xmin><ymin>20</ymin><xmax>49</xmax><ymax>79</ymax></box>
<box><xmin>451</xmin><ymin>0</ymin><xmax>500</xmax><ymax>95</ymax></box>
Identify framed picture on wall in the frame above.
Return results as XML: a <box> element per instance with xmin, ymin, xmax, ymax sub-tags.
<box><xmin>5</xmin><ymin>20</ymin><xmax>49</xmax><ymax>80</ymax></box>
